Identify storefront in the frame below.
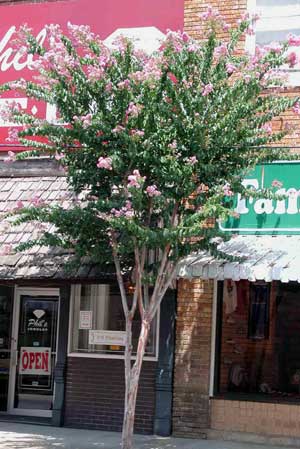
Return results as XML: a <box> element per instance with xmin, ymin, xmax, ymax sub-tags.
<box><xmin>0</xmin><ymin>0</ymin><xmax>183</xmax><ymax>434</ymax></box>
<box><xmin>0</xmin><ymin>158</ymin><xmax>176</xmax><ymax>433</ymax></box>
<box><xmin>174</xmin><ymin>162</ymin><xmax>300</xmax><ymax>443</ymax></box>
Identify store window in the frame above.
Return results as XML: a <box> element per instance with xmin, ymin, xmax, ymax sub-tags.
<box><xmin>215</xmin><ymin>281</ymin><xmax>300</xmax><ymax>401</ymax></box>
<box><xmin>247</xmin><ymin>0</ymin><xmax>300</xmax><ymax>84</ymax></box>
<box><xmin>69</xmin><ymin>284</ymin><xmax>159</xmax><ymax>359</ymax></box>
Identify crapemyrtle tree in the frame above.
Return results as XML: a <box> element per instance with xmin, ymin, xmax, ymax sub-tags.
<box><xmin>1</xmin><ymin>8</ymin><xmax>300</xmax><ymax>449</ymax></box>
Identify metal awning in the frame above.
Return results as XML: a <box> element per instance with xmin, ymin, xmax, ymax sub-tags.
<box><xmin>177</xmin><ymin>235</ymin><xmax>300</xmax><ymax>283</ymax></box>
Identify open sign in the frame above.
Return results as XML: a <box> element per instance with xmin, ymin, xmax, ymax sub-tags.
<box><xmin>20</xmin><ymin>347</ymin><xmax>51</xmax><ymax>375</ymax></box>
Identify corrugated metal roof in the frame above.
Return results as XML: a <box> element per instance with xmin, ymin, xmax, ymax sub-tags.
<box><xmin>177</xmin><ymin>235</ymin><xmax>300</xmax><ymax>283</ymax></box>
<box><xmin>0</xmin><ymin>160</ymin><xmax>114</xmax><ymax>281</ymax></box>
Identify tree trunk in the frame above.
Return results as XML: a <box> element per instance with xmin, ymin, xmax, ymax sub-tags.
<box><xmin>121</xmin><ymin>319</ymin><xmax>150</xmax><ymax>449</ymax></box>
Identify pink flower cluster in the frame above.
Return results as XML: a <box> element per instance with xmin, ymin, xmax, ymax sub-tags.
<box><xmin>111</xmin><ymin>200</ymin><xmax>134</xmax><ymax>218</ymax></box>
<box><xmin>261</xmin><ymin>122</ymin><xmax>273</xmax><ymax>135</ymax></box>
<box><xmin>73</xmin><ymin>113</ymin><xmax>92</xmax><ymax>128</ymax></box>
<box><xmin>130</xmin><ymin>129</ymin><xmax>145</xmax><ymax>137</ymax></box>
<box><xmin>202</xmin><ymin>83</ymin><xmax>213</xmax><ymax>96</ymax></box>
<box><xmin>126</xmin><ymin>102</ymin><xmax>143</xmax><ymax>119</ymax></box>
<box><xmin>117</xmin><ymin>79</ymin><xmax>131</xmax><ymax>90</ymax></box>
<box><xmin>199</xmin><ymin>5</ymin><xmax>220</xmax><ymax>21</ymax></box>
<box><xmin>226</xmin><ymin>63</ymin><xmax>237</xmax><ymax>74</ymax></box>
<box><xmin>293</xmin><ymin>102</ymin><xmax>300</xmax><ymax>114</ymax></box>
<box><xmin>4</xmin><ymin>151</ymin><xmax>16</xmax><ymax>163</ymax></box>
<box><xmin>223</xmin><ymin>183</ymin><xmax>233</xmax><ymax>197</ymax></box>
<box><xmin>127</xmin><ymin>170</ymin><xmax>146</xmax><ymax>189</ymax></box>
<box><xmin>112</xmin><ymin>125</ymin><xmax>125</xmax><ymax>134</ymax></box>
<box><xmin>186</xmin><ymin>156</ymin><xmax>198</xmax><ymax>166</ymax></box>
<box><xmin>214</xmin><ymin>43</ymin><xmax>228</xmax><ymax>60</ymax></box>
<box><xmin>97</xmin><ymin>156</ymin><xmax>112</xmax><ymax>170</ymax></box>
<box><xmin>5</xmin><ymin>128</ymin><xmax>19</xmax><ymax>143</ymax></box>
<box><xmin>287</xmin><ymin>52</ymin><xmax>298</xmax><ymax>68</ymax></box>
<box><xmin>30</xmin><ymin>195</ymin><xmax>45</xmax><ymax>207</ymax></box>
<box><xmin>145</xmin><ymin>185</ymin><xmax>161</xmax><ymax>197</ymax></box>
<box><xmin>271</xmin><ymin>179</ymin><xmax>283</xmax><ymax>188</ymax></box>
<box><xmin>288</xmin><ymin>34</ymin><xmax>300</xmax><ymax>47</ymax></box>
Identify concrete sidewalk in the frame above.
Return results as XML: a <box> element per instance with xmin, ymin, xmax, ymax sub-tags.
<box><xmin>0</xmin><ymin>422</ymin><xmax>297</xmax><ymax>449</ymax></box>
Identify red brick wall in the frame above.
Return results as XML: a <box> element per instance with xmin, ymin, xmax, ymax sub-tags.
<box><xmin>64</xmin><ymin>357</ymin><xmax>157</xmax><ymax>434</ymax></box>
<box><xmin>172</xmin><ymin>278</ymin><xmax>214</xmax><ymax>437</ymax></box>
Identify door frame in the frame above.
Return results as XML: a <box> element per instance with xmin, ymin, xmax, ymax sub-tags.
<box><xmin>8</xmin><ymin>286</ymin><xmax>60</xmax><ymax>417</ymax></box>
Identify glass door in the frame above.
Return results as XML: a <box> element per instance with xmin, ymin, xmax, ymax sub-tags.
<box><xmin>8</xmin><ymin>288</ymin><xmax>59</xmax><ymax>417</ymax></box>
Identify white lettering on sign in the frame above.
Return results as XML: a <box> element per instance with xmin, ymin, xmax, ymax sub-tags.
<box><xmin>88</xmin><ymin>330</ymin><xmax>127</xmax><ymax>346</ymax></box>
<box><xmin>235</xmin><ymin>179</ymin><xmax>300</xmax><ymax>216</ymax></box>
<box><xmin>20</xmin><ymin>347</ymin><xmax>51</xmax><ymax>375</ymax></box>
<box><xmin>0</xmin><ymin>26</ymin><xmax>47</xmax><ymax>72</ymax></box>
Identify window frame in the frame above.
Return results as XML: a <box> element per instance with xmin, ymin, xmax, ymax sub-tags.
<box><xmin>67</xmin><ymin>284</ymin><xmax>160</xmax><ymax>361</ymax></box>
<box><xmin>246</xmin><ymin>0</ymin><xmax>300</xmax><ymax>86</ymax></box>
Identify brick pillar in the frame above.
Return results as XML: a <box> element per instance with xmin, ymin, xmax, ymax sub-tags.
<box><xmin>172</xmin><ymin>278</ymin><xmax>214</xmax><ymax>438</ymax></box>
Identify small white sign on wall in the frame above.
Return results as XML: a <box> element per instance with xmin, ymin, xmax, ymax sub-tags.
<box><xmin>88</xmin><ymin>330</ymin><xmax>127</xmax><ymax>346</ymax></box>
<box><xmin>79</xmin><ymin>311</ymin><xmax>93</xmax><ymax>329</ymax></box>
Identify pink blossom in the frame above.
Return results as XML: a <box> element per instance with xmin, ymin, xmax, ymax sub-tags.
<box><xmin>187</xmin><ymin>43</ymin><xmax>199</xmax><ymax>52</ymax></box>
<box><xmin>55</xmin><ymin>152</ymin><xmax>65</xmax><ymax>161</ymax></box>
<box><xmin>126</xmin><ymin>102</ymin><xmax>143</xmax><ymax>119</ymax></box>
<box><xmin>246</xmin><ymin>26</ymin><xmax>255</xmax><ymax>36</ymax></box>
<box><xmin>5</xmin><ymin>128</ymin><xmax>19</xmax><ymax>143</ymax></box>
<box><xmin>145</xmin><ymin>185</ymin><xmax>161</xmax><ymax>197</ymax></box>
<box><xmin>130</xmin><ymin>129</ymin><xmax>145</xmax><ymax>137</ymax></box>
<box><xmin>187</xmin><ymin>156</ymin><xmax>197</xmax><ymax>165</ymax></box>
<box><xmin>265</xmin><ymin>42</ymin><xmax>282</xmax><ymax>54</ymax></box>
<box><xmin>293</xmin><ymin>102</ymin><xmax>300</xmax><ymax>114</ymax></box>
<box><xmin>105</xmin><ymin>82</ymin><xmax>113</xmax><ymax>92</ymax></box>
<box><xmin>287</xmin><ymin>52</ymin><xmax>298</xmax><ymax>68</ymax></box>
<box><xmin>127</xmin><ymin>169</ymin><xmax>146</xmax><ymax>189</ymax></box>
<box><xmin>4</xmin><ymin>151</ymin><xmax>16</xmax><ymax>163</ymax></box>
<box><xmin>97</xmin><ymin>156</ymin><xmax>112</xmax><ymax>170</ymax></box>
<box><xmin>112</xmin><ymin>125</ymin><xmax>125</xmax><ymax>133</ymax></box>
<box><xmin>244</xmin><ymin>74</ymin><xmax>252</xmax><ymax>84</ymax></box>
<box><xmin>167</xmin><ymin>72</ymin><xmax>178</xmax><ymax>84</ymax></box>
<box><xmin>288</xmin><ymin>34</ymin><xmax>300</xmax><ymax>47</ymax></box>
<box><xmin>81</xmin><ymin>113</ymin><xmax>92</xmax><ymax>128</ymax></box>
<box><xmin>223</xmin><ymin>183</ymin><xmax>233</xmax><ymax>197</ymax></box>
<box><xmin>261</xmin><ymin>122</ymin><xmax>272</xmax><ymax>135</ymax></box>
<box><xmin>15</xmin><ymin>200</ymin><xmax>24</xmax><ymax>210</ymax></box>
<box><xmin>168</xmin><ymin>140</ymin><xmax>177</xmax><ymax>149</ymax></box>
<box><xmin>9</xmin><ymin>78</ymin><xmax>27</xmax><ymax>90</ymax></box>
<box><xmin>223</xmin><ymin>23</ymin><xmax>231</xmax><ymax>32</ymax></box>
<box><xmin>30</xmin><ymin>196</ymin><xmax>44</xmax><ymax>207</ymax></box>
<box><xmin>117</xmin><ymin>79</ymin><xmax>131</xmax><ymax>90</ymax></box>
<box><xmin>199</xmin><ymin>6</ymin><xmax>220</xmax><ymax>21</ymax></box>
<box><xmin>111</xmin><ymin>200</ymin><xmax>134</xmax><ymax>219</ymax></box>
<box><xmin>272</xmin><ymin>179</ymin><xmax>283</xmax><ymax>188</ymax></box>
<box><xmin>214</xmin><ymin>44</ymin><xmax>228</xmax><ymax>59</ymax></box>
<box><xmin>202</xmin><ymin>83</ymin><xmax>213</xmax><ymax>96</ymax></box>
<box><xmin>87</xmin><ymin>65</ymin><xmax>104</xmax><ymax>81</ymax></box>
<box><xmin>226</xmin><ymin>63</ymin><xmax>237</xmax><ymax>74</ymax></box>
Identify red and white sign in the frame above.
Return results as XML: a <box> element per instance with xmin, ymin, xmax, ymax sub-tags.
<box><xmin>0</xmin><ymin>0</ymin><xmax>183</xmax><ymax>147</ymax></box>
<box><xmin>20</xmin><ymin>346</ymin><xmax>51</xmax><ymax>375</ymax></box>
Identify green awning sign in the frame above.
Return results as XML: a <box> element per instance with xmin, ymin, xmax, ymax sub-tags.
<box><xmin>220</xmin><ymin>162</ymin><xmax>300</xmax><ymax>235</ymax></box>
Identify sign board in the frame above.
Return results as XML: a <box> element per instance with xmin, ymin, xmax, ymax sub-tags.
<box><xmin>0</xmin><ymin>0</ymin><xmax>183</xmax><ymax>146</ymax></box>
<box><xmin>89</xmin><ymin>330</ymin><xmax>126</xmax><ymax>346</ymax></box>
<box><xmin>20</xmin><ymin>346</ymin><xmax>51</xmax><ymax>375</ymax></box>
<box><xmin>79</xmin><ymin>310</ymin><xmax>92</xmax><ymax>330</ymax></box>
<box><xmin>220</xmin><ymin>162</ymin><xmax>300</xmax><ymax>234</ymax></box>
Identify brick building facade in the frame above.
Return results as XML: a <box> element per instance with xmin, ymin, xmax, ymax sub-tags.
<box><xmin>172</xmin><ymin>0</ymin><xmax>300</xmax><ymax>445</ymax></box>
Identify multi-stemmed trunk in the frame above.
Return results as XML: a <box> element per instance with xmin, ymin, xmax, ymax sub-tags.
<box><xmin>121</xmin><ymin>319</ymin><xmax>150</xmax><ymax>449</ymax></box>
